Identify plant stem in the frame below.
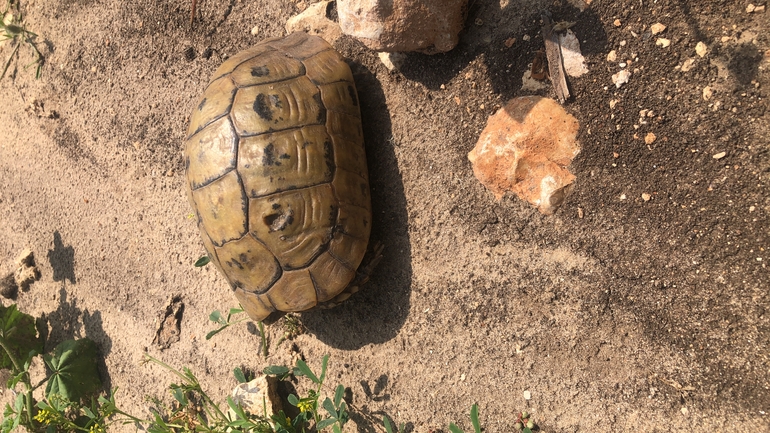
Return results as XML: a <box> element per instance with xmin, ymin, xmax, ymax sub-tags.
<box><xmin>0</xmin><ymin>336</ymin><xmax>35</xmax><ymax>429</ymax></box>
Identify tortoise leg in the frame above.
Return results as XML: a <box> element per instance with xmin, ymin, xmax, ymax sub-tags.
<box><xmin>319</xmin><ymin>241</ymin><xmax>384</xmax><ymax>308</ymax></box>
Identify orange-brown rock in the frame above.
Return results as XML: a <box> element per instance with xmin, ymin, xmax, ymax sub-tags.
<box><xmin>468</xmin><ymin>96</ymin><xmax>580</xmax><ymax>215</ymax></box>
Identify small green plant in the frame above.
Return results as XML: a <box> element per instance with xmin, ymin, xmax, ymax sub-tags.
<box><xmin>383</xmin><ymin>416</ymin><xmax>406</xmax><ymax>433</ymax></box>
<box><xmin>1</xmin><ymin>0</ymin><xmax>43</xmax><ymax>79</ymax></box>
<box><xmin>0</xmin><ymin>303</ymin><xmax>139</xmax><ymax>432</ymax></box>
<box><xmin>448</xmin><ymin>404</ymin><xmax>481</xmax><ymax>433</ymax></box>
<box><xmin>264</xmin><ymin>355</ymin><xmax>349</xmax><ymax>433</ymax></box>
<box><xmin>194</xmin><ymin>255</ymin><xmax>211</xmax><ymax>267</ymax></box>
<box><xmin>206</xmin><ymin>307</ymin><xmax>249</xmax><ymax>340</ymax></box>
<box><xmin>275</xmin><ymin>314</ymin><xmax>305</xmax><ymax>347</ymax></box>
<box><xmin>206</xmin><ymin>307</ymin><xmax>269</xmax><ymax>358</ymax></box>
<box><xmin>514</xmin><ymin>410</ymin><xmax>535</xmax><ymax>432</ymax></box>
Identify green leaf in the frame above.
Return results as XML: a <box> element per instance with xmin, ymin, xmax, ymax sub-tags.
<box><xmin>333</xmin><ymin>384</ymin><xmax>344</xmax><ymax>408</ymax></box>
<box><xmin>209</xmin><ymin>310</ymin><xmax>224</xmax><ymax>324</ymax></box>
<box><xmin>170</xmin><ymin>386</ymin><xmax>187</xmax><ymax>405</ymax></box>
<box><xmin>194</xmin><ymin>255</ymin><xmax>210</xmax><ymax>267</ymax></box>
<box><xmin>470</xmin><ymin>404</ymin><xmax>481</xmax><ymax>433</ymax></box>
<box><xmin>449</xmin><ymin>423</ymin><xmax>464</xmax><ymax>433</ymax></box>
<box><xmin>294</xmin><ymin>359</ymin><xmax>319</xmax><ymax>384</ymax></box>
<box><xmin>0</xmin><ymin>304</ymin><xmax>44</xmax><ymax>371</ymax></box>
<box><xmin>233</xmin><ymin>367</ymin><xmax>247</xmax><ymax>383</ymax></box>
<box><xmin>82</xmin><ymin>406</ymin><xmax>96</xmax><ymax>418</ymax></box>
<box><xmin>523</xmin><ymin>428</ymin><xmax>532</xmax><ymax>433</ymax></box>
<box><xmin>322</xmin><ymin>398</ymin><xmax>336</xmax><ymax>418</ymax></box>
<box><xmin>383</xmin><ymin>416</ymin><xmax>394</xmax><ymax>433</ymax></box>
<box><xmin>44</xmin><ymin>338</ymin><xmax>102</xmax><ymax>401</ymax></box>
<box><xmin>318</xmin><ymin>354</ymin><xmax>329</xmax><ymax>384</ymax></box>
<box><xmin>227</xmin><ymin>396</ymin><xmax>249</xmax><ymax>420</ymax></box>
<box><xmin>1</xmin><ymin>404</ymin><xmax>15</xmax><ymax>433</ymax></box>
<box><xmin>317</xmin><ymin>418</ymin><xmax>337</xmax><ymax>429</ymax></box>
<box><xmin>287</xmin><ymin>394</ymin><xmax>299</xmax><ymax>406</ymax></box>
<box><xmin>227</xmin><ymin>307</ymin><xmax>244</xmax><ymax>318</ymax></box>
<box><xmin>333</xmin><ymin>424</ymin><xmax>341</xmax><ymax>433</ymax></box>
<box><xmin>205</xmin><ymin>326</ymin><xmax>227</xmax><ymax>340</ymax></box>
<box><xmin>263</xmin><ymin>365</ymin><xmax>290</xmax><ymax>376</ymax></box>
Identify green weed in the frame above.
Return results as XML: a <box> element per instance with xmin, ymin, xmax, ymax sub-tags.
<box><xmin>0</xmin><ymin>0</ymin><xmax>43</xmax><ymax>79</ymax></box>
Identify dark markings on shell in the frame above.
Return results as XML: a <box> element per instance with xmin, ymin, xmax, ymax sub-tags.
<box><xmin>270</xmin><ymin>94</ymin><xmax>283</xmax><ymax>109</ymax></box>
<box><xmin>313</xmin><ymin>92</ymin><xmax>327</xmax><ymax>125</ymax></box>
<box><xmin>264</xmin><ymin>209</ymin><xmax>294</xmax><ymax>232</ymax></box>
<box><xmin>197</xmin><ymin>97</ymin><xmax>207</xmax><ymax>111</ymax></box>
<box><xmin>323</xmin><ymin>140</ymin><xmax>335</xmax><ymax>179</ymax></box>
<box><xmin>262</xmin><ymin>143</ymin><xmax>279</xmax><ymax>166</ymax></box>
<box><xmin>253</xmin><ymin>94</ymin><xmax>273</xmax><ymax>121</ymax></box>
<box><xmin>251</xmin><ymin>66</ymin><xmax>270</xmax><ymax>77</ymax></box>
<box><xmin>347</xmin><ymin>85</ymin><xmax>358</xmax><ymax>107</ymax></box>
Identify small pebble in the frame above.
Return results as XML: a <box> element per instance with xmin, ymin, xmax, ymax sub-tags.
<box><xmin>644</xmin><ymin>132</ymin><xmax>657</xmax><ymax>144</ymax></box>
<box><xmin>620</xmin><ymin>194</ymin><xmax>627</xmax><ymax>200</ymax></box>
<box><xmin>681</xmin><ymin>58</ymin><xmax>696</xmax><ymax>72</ymax></box>
<box><xmin>612</xmin><ymin>70</ymin><xmax>631</xmax><ymax>88</ymax></box>
<box><xmin>642</xmin><ymin>193</ymin><xmax>651</xmax><ymax>201</ymax></box>
<box><xmin>656</xmin><ymin>38</ymin><xmax>671</xmax><ymax>48</ymax></box>
<box><xmin>250</xmin><ymin>25</ymin><xmax>259</xmax><ymax>36</ymax></box>
<box><xmin>523</xmin><ymin>34</ymin><xmax>530</xmax><ymax>41</ymax></box>
<box><xmin>746</xmin><ymin>3</ymin><xmax>756</xmax><ymax>13</ymax></box>
<box><xmin>578</xmin><ymin>208</ymin><xmax>584</xmax><ymax>218</ymax></box>
<box><xmin>681</xmin><ymin>407</ymin><xmax>689</xmax><ymax>416</ymax></box>
<box><xmin>504</xmin><ymin>37</ymin><xmax>516</xmax><ymax>47</ymax></box>
<box><xmin>702</xmin><ymin>86</ymin><xmax>713</xmax><ymax>101</ymax></box>
<box><xmin>695</xmin><ymin>41</ymin><xmax>708</xmax><ymax>57</ymax></box>
<box><xmin>609</xmin><ymin>99</ymin><xmax>619</xmax><ymax>109</ymax></box>
<box><xmin>619</xmin><ymin>40</ymin><xmax>627</xmax><ymax>46</ymax></box>
<box><xmin>712</xmin><ymin>151</ymin><xmax>726</xmax><ymax>159</ymax></box>
<box><xmin>650</xmin><ymin>23</ymin><xmax>667</xmax><ymax>35</ymax></box>
<box><xmin>607</xmin><ymin>50</ymin><xmax>617</xmax><ymax>62</ymax></box>
<box><xmin>613</xmin><ymin>19</ymin><xmax>621</xmax><ymax>27</ymax></box>
<box><xmin>523</xmin><ymin>390</ymin><xmax>532</xmax><ymax>400</ymax></box>
<box><xmin>475</xmin><ymin>18</ymin><xmax>483</xmax><ymax>26</ymax></box>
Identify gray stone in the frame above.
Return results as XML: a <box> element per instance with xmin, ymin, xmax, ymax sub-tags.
<box><xmin>337</xmin><ymin>0</ymin><xmax>468</xmax><ymax>53</ymax></box>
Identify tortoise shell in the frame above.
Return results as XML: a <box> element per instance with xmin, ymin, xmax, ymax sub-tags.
<box><xmin>184</xmin><ymin>32</ymin><xmax>371</xmax><ymax>322</ymax></box>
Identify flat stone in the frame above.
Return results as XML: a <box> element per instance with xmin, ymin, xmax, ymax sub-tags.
<box><xmin>337</xmin><ymin>0</ymin><xmax>468</xmax><ymax>53</ymax></box>
<box><xmin>559</xmin><ymin>30</ymin><xmax>588</xmax><ymax>77</ymax></box>
<box><xmin>468</xmin><ymin>96</ymin><xmax>581</xmax><ymax>215</ymax></box>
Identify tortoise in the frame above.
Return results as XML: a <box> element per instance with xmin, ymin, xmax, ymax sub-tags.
<box><xmin>183</xmin><ymin>32</ymin><xmax>376</xmax><ymax>322</ymax></box>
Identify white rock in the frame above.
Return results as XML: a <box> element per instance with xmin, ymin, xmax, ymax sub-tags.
<box><xmin>695</xmin><ymin>41</ymin><xmax>708</xmax><ymax>57</ymax></box>
<box><xmin>650</xmin><ymin>23</ymin><xmax>666</xmax><ymax>35</ymax></box>
<box><xmin>746</xmin><ymin>3</ymin><xmax>756</xmax><ymax>13</ymax></box>
<box><xmin>607</xmin><ymin>50</ymin><xmax>617</xmax><ymax>62</ymax></box>
<box><xmin>681</xmin><ymin>58</ymin><xmax>696</xmax><ymax>72</ymax></box>
<box><xmin>712</xmin><ymin>151</ymin><xmax>726</xmax><ymax>159</ymax></box>
<box><xmin>523</xmin><ymin>390</ymin><xmax>532</xmax><ymax>400</ymax></box>
<box><xmin>285</xmin><ymin>1</ymin><xmax>342</xmax><ymax>44</ymax></box>
<box><xmin>612</xmin><ymin>70</ymin><xmax>631</xmax><ymax>88</ymax></box>
<box><xmin>559</xmin><ymin>30</ymin><xmax>589</xmax><ymax>77</ymax></box>
<box><xmin>521</xmin><ymin>69</ymin><xmax>547</xmax><ymax>91</ymax></box>
<box><xmin>378</xmin><ymin>52</ymin><xmax>405</xmax><ymax>71</ymax></box>
<box><xmin>656</xmin><ymin>38</ymin><xmax>671</xmax><ymax>48</ymax></box>
<box><xmin>702</xmin><ymin>86</ymin><xmax>713</xmax><ymax>101</ymax></box>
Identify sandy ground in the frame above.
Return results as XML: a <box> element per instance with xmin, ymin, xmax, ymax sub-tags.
<box><xmin>1</xmin><ymin>0</ymin><xmax>769</xmax><ymax>431</ymax></box>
